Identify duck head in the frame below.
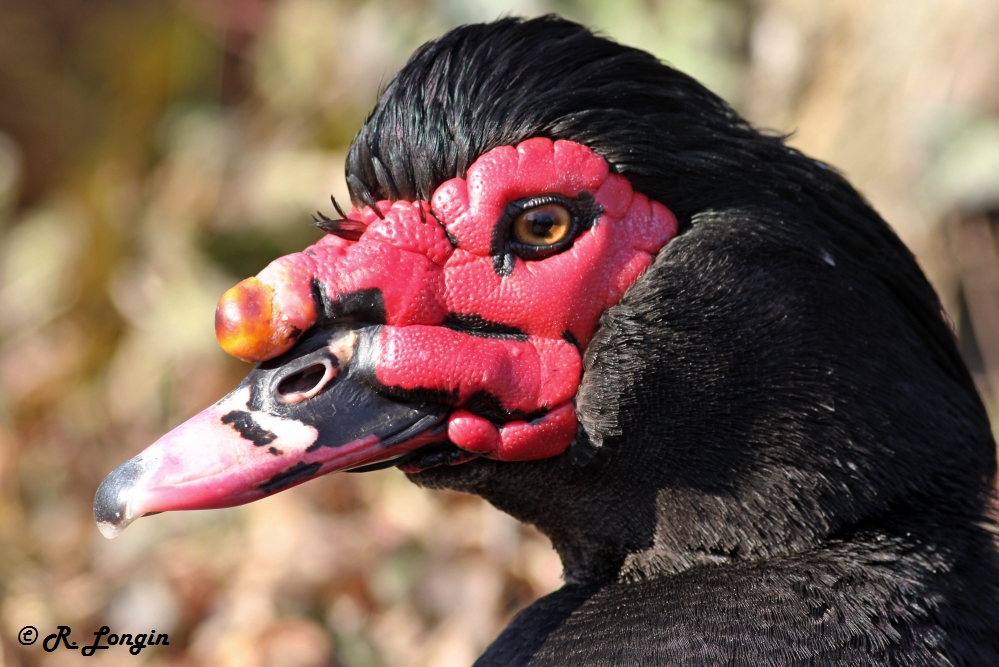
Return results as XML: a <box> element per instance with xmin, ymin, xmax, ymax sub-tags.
<box><xmin>94</xmin><ymin>134</ymin><xmax>678</xmax><ymax>538</ymax></box>
<box><xmin>96</xmin><ymin>16</ymin><xmax>995</xmax><ymax>584</ymax></box>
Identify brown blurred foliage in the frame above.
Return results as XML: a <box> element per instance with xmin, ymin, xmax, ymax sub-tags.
<box><xmin>1</xmin><ymin>1</ymin><xmax>997</xmax><ymax>665</ymax></box>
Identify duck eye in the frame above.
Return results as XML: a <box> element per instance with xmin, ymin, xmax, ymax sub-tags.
<box><xmin>512</xmin><ymin>204</ymin><xmax>572</xmax><ymax>246</ymax></box>
<box><xmin>492</xmin><ymin>194</ymin><xmax>598</xmax><ymax>274</ymax></box>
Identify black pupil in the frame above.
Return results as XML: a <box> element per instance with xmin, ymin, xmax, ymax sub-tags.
<box><xmin>528</xmin><ymin>213</ymin><xmax>556</xmax><ymax>237</ymax></box>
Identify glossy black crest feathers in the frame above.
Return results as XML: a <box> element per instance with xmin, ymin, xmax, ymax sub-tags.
<box><xmin>346</xmin><ymin>15</ymin><xmax>999</xmax><ymax>666</ymax></box>
<box><xmin>348</xmin><ymin>15</ymin><xmax>765</xmax><ymax>219</ymax></box>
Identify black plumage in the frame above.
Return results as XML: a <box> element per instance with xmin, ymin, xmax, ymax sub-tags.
<box><xmin>343</xmin><ymin>15</ymin><xmax>999</xmax><ymax>665</ymax></box>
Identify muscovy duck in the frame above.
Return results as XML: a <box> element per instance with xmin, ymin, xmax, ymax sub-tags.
<box><xmin>96</xmin><ymin>16</ymin><xmax>999</xmax><ymax>665</ymax></box>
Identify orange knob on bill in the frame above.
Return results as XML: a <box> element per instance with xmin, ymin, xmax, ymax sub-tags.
<box><xmin>214</xmin><ymin>277</ymin><xmax>279</xmax><ymax>362</ymax></box>
<box><xmin>215</xmin><ymin>269</ymin><xmax>318</xmax><ymax>363</ymax></box>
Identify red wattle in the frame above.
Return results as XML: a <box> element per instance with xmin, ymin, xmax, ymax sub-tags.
<box><xmin>446</xmin><ymin>403</ymin><xmax>577</xmax><ymax>461</ymax></box>
<box><xmin>494</xmin><ymin>403</ymin><xmax>577</xmax><ymax>461</ymax></box>
<box><xmin>448</xmin><ymin>410</ymin><xmax>500</xmax><ymax>453</ymax></box>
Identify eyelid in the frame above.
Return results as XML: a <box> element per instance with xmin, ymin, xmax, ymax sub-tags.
<box><xmin>507</xmin><ymin>194</ymin><xmax>575</xmax><ymax>216</ymax></box>
<box><xmin>489</xmin><ymin>193</ymin><xmax>602</xmax><ymax>275</ymax></box>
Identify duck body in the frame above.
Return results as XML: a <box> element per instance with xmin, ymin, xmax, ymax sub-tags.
<box><xmin>480</xmin><ymin>525</ymin><xmax>999</xmax><ymax>666</ymax></box>
<box><xmin>411</xmin><ymin>205</ymin><xmax>999</xmax><ymax>665</ymax></box>
<box><xmin>96</xmin><ymin>16</ymin><xmax>999</xmax><ymax>665</ymax></box>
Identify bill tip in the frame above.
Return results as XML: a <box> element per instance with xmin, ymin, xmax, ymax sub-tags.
<box><xmin>94</xmin><ymin>453</ymin><xmax>153</xmax><ymax>539</ymax></box>
<box><xmin>97</xmin><ymin>520</ymin><xmax>124</xmax><ymax>539</ymax></box>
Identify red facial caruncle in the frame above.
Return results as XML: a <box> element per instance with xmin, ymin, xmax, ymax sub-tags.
<box><xmin>217</xmin><ymin>138</ymin><xmax>677</xmax><ymax>461</ymax></box>
<box><xmin>95</xmin><ymin>137</ymin><xmax>677</xmax><ymax>538</ymax></box>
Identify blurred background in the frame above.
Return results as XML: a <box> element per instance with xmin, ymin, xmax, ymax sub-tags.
<box><xmin>1</xmin><ymin>0</ymin><xmax>998</xmax><ymax>665</ymax></box>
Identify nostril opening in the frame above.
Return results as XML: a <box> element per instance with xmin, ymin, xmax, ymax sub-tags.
<box><xmin>279</xmin><ymin>364</ymin><xmax>326</xmax><ymax>394</ymax></box>
<box><xmin>276</xmin><ymin>359</ymin><xmax>335</xmax><ymax>404</ymax></box>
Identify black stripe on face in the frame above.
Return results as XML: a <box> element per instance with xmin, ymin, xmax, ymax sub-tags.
<box><xmin>460</xmin><ymin>391</ymin><xmax>549</xmax><ymax>423</ymax></box>
<box><xmin>561</xmin><ymin>329</ymin><xmax>581</xmax><ymax>351</ymax></box>
<box><xmin>310</xmin><ymin>280</ymin><xmax>387</xmax><ymax>325</ymax></box>
<box><xmin>443</xmin><ymin>312</ymin><xmax>529</xmax><ymax>340</ymax></box>
<box><xmin>221</xmin><ymin>411</ymin><xmax>277</xmax><ymax>446</ymax></box>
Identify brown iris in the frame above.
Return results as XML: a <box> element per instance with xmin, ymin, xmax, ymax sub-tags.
<box><xmin>511</xmin><ymin>203</ymin><xmax>573</xmax><ymax>246</ymax></box>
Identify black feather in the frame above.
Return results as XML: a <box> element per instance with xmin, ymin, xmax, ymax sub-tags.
<box><xmin>314</xmin><ymin>216</ymin><xmax>367</xmax><ymax>241</ymax></box>
<box><xmin>345</xmin><ymin>15</ymin><xmax>999</xmax><ymax>665</ymax></box>
<box><xmin>330</xmin><ymin>196</ymin><xmax>347</xmax><ymax>218</ymax></box>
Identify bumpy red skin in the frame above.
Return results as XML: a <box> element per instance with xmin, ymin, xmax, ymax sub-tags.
<box><xmin>215</xmin><ymin>138</ymin><xmax>678</xmax><ymax>462</ymax></box>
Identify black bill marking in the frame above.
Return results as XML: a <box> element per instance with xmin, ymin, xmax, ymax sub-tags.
<box><xmin>221</xmin><ymin>410</ymin><xmax>277</xmax><ymax>447</ymax></box>
<box><xmin>233</xmin><ymin>325</ymin><xmax>449</xmax><ymax>467</ymax></box>
<box><xmin>381</xmin><ymin>413</ymin><xmax>447</xmax><ymax>448</ymax></box>
<box><xmin>395</xmin><ymin>442</ymin><xmax>478</xmax><ymax>473</ymax></box>
<box><xmin>258</xmin><ymin>461</ymin><xmax>322</xmax><ymax>493</ymax></box>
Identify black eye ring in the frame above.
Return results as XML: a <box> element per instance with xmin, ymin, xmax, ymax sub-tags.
<box><xmin>489</xmin><ymin>192</ymin><xmax>602</xmax><ymax>276</ymax></box>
